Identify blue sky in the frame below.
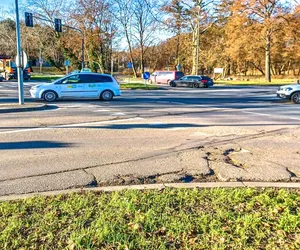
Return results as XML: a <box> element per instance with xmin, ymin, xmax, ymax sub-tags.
<box><xmin>1</xmin><ymin>0</ymin><xmax>14</xmax><ymax>9</ymax></box>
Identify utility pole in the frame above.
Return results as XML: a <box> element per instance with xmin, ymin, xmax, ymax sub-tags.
<box><xmin>15</xmin><ymin>0</ymin><xmax>24</xmax><ymax>105</ymax></box>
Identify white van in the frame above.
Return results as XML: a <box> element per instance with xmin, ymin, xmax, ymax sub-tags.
<box><xmin>30</xmin><ymin>73</ymin><xmax>121</xmax><ymax>102</ymax></box>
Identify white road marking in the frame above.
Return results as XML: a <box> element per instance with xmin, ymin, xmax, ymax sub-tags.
<box><xmin>240</xmin><ymin>110</ymin><xmax>300</xmax><ymax>121</ymax></box>
<box><xmin>0</xmin><ymin>117</ymin><xmax>144</xmax><ymax>134</ymax></box>
<box><xmin>111</xmin><ymin>112</ymin><xmax>126</xmax><ymax>116</ymax></box>
<box><xmin>166</xmin><ymin>127</ymin><xmax>187</xmax><ymax>131</ymax></box>
<box><xmin>93</xmin><ymin>109</ymin><xmax>110</xmax><ymax>112</ymax></box>
<box><xmin>149</xmin><ymin>122</ymin><xmax>167</xmax><ymax>125</ymax></box>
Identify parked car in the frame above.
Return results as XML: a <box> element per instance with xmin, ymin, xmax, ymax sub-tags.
<box><xmin>30</xmin><ymin>73</ymin><xmax>120</xmax><ymax>102</ymax></box>
<box><xmin>276</xmin><ymin>84</ymin><xmax>300</xmax><ymax>104</ymax></box>
<box><xmin>149</xmin><ymin>70</ymin><xmax>184</xmax><ymax>84</ymax></box>
<box><xmin>170</xmin><ymin>75</ymin><xmax>214</xmax><ymax>88</ymax></box>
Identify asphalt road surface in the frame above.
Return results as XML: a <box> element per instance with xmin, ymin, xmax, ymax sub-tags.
<box><xmin>1</xmin><ymin>80</ymin><xmax>300</xmax><ymax>196</ymax></box>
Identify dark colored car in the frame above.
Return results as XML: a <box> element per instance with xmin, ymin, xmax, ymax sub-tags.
<box><xmin>170</xmin><ymin>75</ymin><xmax>214</xmax><ymax>88</ymax></box>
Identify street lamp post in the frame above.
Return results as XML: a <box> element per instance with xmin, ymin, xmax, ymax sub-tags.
<box><xmin>15</xmin><ymin>0</ymin><xmax>24</xmax><ymax>105</ymax></box>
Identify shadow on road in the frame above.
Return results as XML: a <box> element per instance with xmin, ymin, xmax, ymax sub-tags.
<box><xmin>0</xmin><ymin>141</ymin><xmax>73</xmax><ymax>150</ymax></box>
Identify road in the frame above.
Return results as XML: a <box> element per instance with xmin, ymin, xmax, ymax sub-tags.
<box><xmin>1</xmin><ymin>81</ymin><xmax>300</xmax><ymax>196</ymax></box>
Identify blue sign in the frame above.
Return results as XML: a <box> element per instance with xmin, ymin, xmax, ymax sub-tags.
<box><xmin>127</xmin><ymin>62</ymin><xmax>132</xmax><ymax>68</ymax></box>
<box><xmin>142</xmin><ymin>72</ymin><xmax>150</xmax><ymax>80</ymax></box>
<box><xmin>64</xmin><ymin>60</ymin><xmax>70</xmax><ymax>67</ymax></box>
<box><xmin>176</xmin><ymin>64</ymin><xmax>181</xmax><ymax>71</ymax></box>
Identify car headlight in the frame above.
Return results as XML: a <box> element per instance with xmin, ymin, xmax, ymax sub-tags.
<box><xmin>31</xmin><ymin>85</ymin><xmax>41</xmax><ymax>89</ymax></box>
<box><xmin>285</xmin><ymin>87</ymin><xmax>293</xmax><ymax>91</ymax></box>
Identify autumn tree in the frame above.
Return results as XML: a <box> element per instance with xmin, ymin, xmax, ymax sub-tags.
<box><xmin>228</xmin><ymin>0</ymin><xmax>292</xmax><ymax>82</ymax></box>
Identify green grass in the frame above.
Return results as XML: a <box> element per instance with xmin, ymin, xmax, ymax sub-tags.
<box><xmin>120</xmin><ymin>83</ymin><xmax>159</xmax><ymax>90</ymax></box>
<box><xmin>1</xmin><ymin>188</ymin><xmax>299</xmax><ymax>249</ymax></box>
<box><xmin>216</xmin><ymin>78</ymin><xmax>297</xmax><ymax>86</ymax></box>
<box><xmin>30</xmin><ymin>74</ymin><xmax>64</xmax><ymax>82</ymax></box>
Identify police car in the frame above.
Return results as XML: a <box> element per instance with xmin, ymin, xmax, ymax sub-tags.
<box><xmin>30</xmin><ymin>73</ymin><xmax>121</xmax><ymax>102</ymax></box>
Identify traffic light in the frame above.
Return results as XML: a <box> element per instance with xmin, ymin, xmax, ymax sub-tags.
<box><xmin>25</xmin><ymin>12</ymin><xmax>33</xmax><ymax>27</ymax></box>
<box><xmin>54</xmin><ymin>18</ymin><xmax>62</xmax><ymax>32</ymax></box>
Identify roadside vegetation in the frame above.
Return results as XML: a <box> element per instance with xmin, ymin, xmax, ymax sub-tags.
<box><xmin>1</xmin><ymin>188</ymin><xmax>299</xmax><ymax>249</ymax></box>
<box><xmin>1</xmin><ymin>0</ymin><xmax>299</xmax><ymax>83</ymax></box>
<box><xmin>215</xmin><ymin>78</ymin><xmax>298</xmax><ymax>86</ymax></box>
<box><xmin>120</xmin><ymin>83</ymin><xmax>158</xmax><ymax>90</ymax></box>
<box><xmin>30</xmin><ymin>74</ymin><xmax>64</xmax><ymax>82</ymax></box>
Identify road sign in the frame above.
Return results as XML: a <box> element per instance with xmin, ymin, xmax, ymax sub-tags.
<box><xmin>214</xmin><ymin>68</ymin><xmax>224</xmax><ymax>74</ymax></box>
<box><xmin>39</xmin><ymin>57</ymin><xmax>43</xmax><ymax>64</ymax></box>
<box><xmin>54</xmin><ymin>18</ymin><xmax>62</xmax><ymax>32</ymax></box>
<box><xmin>15</xmin><ymin>51</ymin><xmax>28</xmax><ymax>69</ymax></box>
<box><xmin>25</xmin><ymin>12</ymin><xmax>33</xmax><ymax>27</ymax></box>
<box><xmin>64</xmin><ymin>60</ymin><xmax>70</xmax><ymax>67</ymax></box>
<box><xmin>176</xmin><ymin>64</ymin><xmax>181</xmax><ymax>71</ymax></box>
<box><xmin>127</xmin><ymin>62</ymin><xmax>132</xmax><ymax>69</ymax></box>
<box><xmin>142</xmin><ymin>72</ymin><xmax>150</xmax><ymax>80</ymax></box>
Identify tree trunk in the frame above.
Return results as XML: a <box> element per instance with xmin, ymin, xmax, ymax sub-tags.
<box><xmin>124</xmin><ymin>26</ymin><xmax>137</xmax><ymax>78</ymax></box>
<box><xmin>265</xmin><ymin>32</ymin><xmax>271</xmax><ymax>82</ymax></box>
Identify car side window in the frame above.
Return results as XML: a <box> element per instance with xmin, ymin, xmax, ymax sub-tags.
<box><xmin>93</xmin><ymin>75</ymin><xmax>113</xmax><ymax>83</ymax></box>
<box><xmin>79</xmin><ymin>74</ymin><xmax>96</xmax><ymax>83</ymax></box>
<box><xmin>62</xmin><ymin>74</ymin><xmax>80</xmax><ymax>84</ymax></box>
<box><xmin>181</xmin><ymin>76</ymin><xmax>188</xmax><ymax>80</ymax></box>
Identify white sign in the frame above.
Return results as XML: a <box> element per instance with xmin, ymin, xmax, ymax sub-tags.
<box><xmin>214</xmin><ymin>68</ymin><xmax>224</xmax><ymax>74</ymax></box>
<box><xmin>15</xmin><ymin>51</ymin><xmax>28</xmax><ymax>69</ymax></box>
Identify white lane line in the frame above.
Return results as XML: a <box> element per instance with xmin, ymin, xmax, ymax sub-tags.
<box><xmin>0</xmin><ymin>117</ymin><xmax>144</xmax><ymax>134</ymax></box>
<box><xmin>111</xmin><ymin>112</ymin><xmax>126</xmax><ymax>116</ymax></box>
<box><xmin>166</xmin><ymin>127</ymin><xmax>187</xmax><ymax>131</ymax></box>
<box><xmin>93</xmin><ymin>109</ymin><xmax>110</xmax><ymax>112</ymax></box>
<box><xmin>240</xmin><ymin>110</ymin><xmax>300</xmax><ymax>121</ymax></box>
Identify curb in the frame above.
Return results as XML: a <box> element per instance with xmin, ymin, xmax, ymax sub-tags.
<box><xmin>0</xmin><ymin>104</ymin><xmax>47</xmax><ymax>113</ymax></box>
<box><xmin>0</xmin><ymin>182</ymin><xmax>299</xmax><ymax>201</ymax></box>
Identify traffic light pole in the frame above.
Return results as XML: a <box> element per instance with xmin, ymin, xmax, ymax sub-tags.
<box><xmin>15</xmin><ymin>0</ymin><xmax>24</xmax><ymax>105</ymax></box>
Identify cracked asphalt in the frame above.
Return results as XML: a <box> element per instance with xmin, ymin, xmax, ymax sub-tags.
<box><xmin>0</xmin><ymin>81</ymin><xmax>300</xmax><ymax>196</ymax></box>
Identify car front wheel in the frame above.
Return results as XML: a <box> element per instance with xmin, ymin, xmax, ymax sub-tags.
<box><xmin>170</xmin><ymin>81</ymin><xmax>176</xmax><ymax>87</ymax></box>
<box><xmin>100</xmin><ymin>90</ymin><xmax>114</xmax><ymax>101</ymax></box>
<box><xmin>43</xmin><ymin>91</ymin><xmax>57</xmax><ymax>102</ymax></box>
<box><xmin>291</xmin><ymin>92</ymin><xmax>300</xmax><ymax>104</ymax></box>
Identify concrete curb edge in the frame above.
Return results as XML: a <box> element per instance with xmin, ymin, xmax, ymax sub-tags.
<box><xmin>0</xmin><ymin>103</ymin><xmax>48</xmax><ymax>113</ymax></box>
<box><xmin>0</xmin><ymin>181</ymin><xmax>299</xmax><ymax>201</ymax></box>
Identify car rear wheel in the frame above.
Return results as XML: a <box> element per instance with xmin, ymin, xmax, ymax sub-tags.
<box><xmin>100</xmin><ymin>90</ymin><xmax>114</xmax><ymax>101</ymax></box>
<box><xmin>291</xmin><ymin>92</ymin><xmax>300</xmax><ymax>104</ymax></box>
<box><xmin>193</xmin><ymin>83</ymin><xmax>199</xmax><ymax>88</ymax></box>
<box><xmin>43</xmin><ymin>91</ymin><xmax>57</xmax><ymax>102</ymax></box>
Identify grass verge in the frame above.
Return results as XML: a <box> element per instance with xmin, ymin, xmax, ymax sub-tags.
<box><xmin>30</xmin><ymin>75</ymin><xmax>64</xmax><ymax>82</ymax></box>
<box><xmin>215</xmin><ymin>78</ymin><xmax>297</xmax><ymax>86</ymax></box>
<box><xmin>120</xmin><ymin>83</ymin><xmax>158</xmax><ymax>90</ymax></box>
<box><xmin>1</xmin><ymin>188</ymin><xmax>299</xmax><ymax>249</ymax></box>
